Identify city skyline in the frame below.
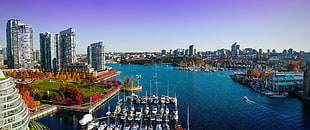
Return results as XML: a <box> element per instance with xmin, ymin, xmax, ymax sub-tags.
<box><xmin>0</xmin><ymin>0</ymin><xmax>310</xmax><ymax>54</ymax></box>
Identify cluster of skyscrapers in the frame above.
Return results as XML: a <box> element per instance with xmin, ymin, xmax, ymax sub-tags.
<box><xmin>5</xmin><ymin>19</ymin><xmax>105</xmax><ymax>72</ymax></box>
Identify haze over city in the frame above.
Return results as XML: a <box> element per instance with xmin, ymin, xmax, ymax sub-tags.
<box><xmin>1</xmin><ymin>0</ymin><xmax>310</xmax><ymax>53</ymax></box>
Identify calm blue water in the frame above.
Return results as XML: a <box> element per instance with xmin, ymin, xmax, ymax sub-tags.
<box><xmin>37</xmin><ymin>64</ymin><xmax>310</xmax><ymax>130</ymax></box>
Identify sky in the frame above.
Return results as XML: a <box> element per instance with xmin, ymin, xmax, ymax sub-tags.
<box><xmin>0</xmin><ymin>0</ymin><xmax>310</xmax><ymax>54</ymax></box>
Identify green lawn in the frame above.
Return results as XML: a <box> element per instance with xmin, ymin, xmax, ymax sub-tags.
<box><xmin>31</xmin><ymin>79</ymin><xmax>110</xmax><ymax>97</ymax></box>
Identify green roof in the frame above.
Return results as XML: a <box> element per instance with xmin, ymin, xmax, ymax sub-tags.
<box><xmin>272</xmin><ymin>77</ymin><xmax>295</xmax><ymax>81</ymax></box>
<box><xmin>275</xmin><ymin>82</ymin><xmax>295</xmax><ymax>86</ymax></box>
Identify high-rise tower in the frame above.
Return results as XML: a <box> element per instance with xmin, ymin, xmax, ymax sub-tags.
<box><xmin>58</xmin><ymin>28</ymin><xmax>77</xmax><ymax>69</ymax></box>
<box><xmin>87</xmin><ymin>41</ymin><xmax>105</xmax><ymax>71</ymax></box>
<box><xmin>40</xmin><ymin>32</ymin><xmax>56</xmax><ymax>71</ymax></box>
<box><xmin>6</xmin><ymin>19</ymin><xmax>34</xmax><ymax>69</ymax></box>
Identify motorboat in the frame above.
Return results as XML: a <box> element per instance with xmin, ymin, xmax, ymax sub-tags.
<box><xmin>152</xmin><ymin>106</ymin><xmax>158</xmax><ymax>114</ymax></box>
<box><xmin>98</xmin><ymin>121</ymin><xmax>107</xmax><ymax>130</ymax></box>
<box><xmin>79</xmin><ymin>114</ymin><xmax>93</xmax><ymax>126</ymax></box>
<box><xmin>87</xmin><ymin>119</ymin><xmax>99</xmax><ymax>130</ymax></box>
<box><xmin>270</xmin><ymin>92</ymin><xmax>289</xmax><ymax>98</ymax></box>
<box><xmin>243</xmin><ymin>96</ymin><xmax>249</xmax><ymax>102</ymax></box>
<box><xmin>156</xmin><ymin>124</ymin><xmax>162</xmax><ymax>130</ymax></box>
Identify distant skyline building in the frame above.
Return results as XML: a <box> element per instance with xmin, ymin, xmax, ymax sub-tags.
<box><xmin>189</xmin><ymin>45</ymin><xmax>197</xmax><ymax>55</ymax></box>
<box><xmin>6</xmin><ymin>19</ymin><xmax>34</xmax><ymax>69</ymax></box>
<box><xmin>87</xmin><ymin>41</ymin><xmax>105</xmax><ymax>71</ymax></box>
<box><xmin>58</xmin><ymin>28</ymin><xmax>77</xmax><ymax>69</ymax></box>
<box><xmin>231</xmin><ymin>42</ymin><xmax>240</xmax><ymax>55</ymax></box>
<box><xmin>40</xmin><ymin>32</ymin><xmax>56</xmax><ymax>71</ymax></box>
<box><xmin>161</xmin><ymin>49</ymin><xmax>167</xmax><ymax>55</ymax></box>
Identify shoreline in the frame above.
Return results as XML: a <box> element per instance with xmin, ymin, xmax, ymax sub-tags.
<box><xmin>30</xmin><ymin>87</ymin><xmax>121</xmax><ymax>120</ymax></box>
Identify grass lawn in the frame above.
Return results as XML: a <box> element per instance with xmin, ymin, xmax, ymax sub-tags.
<box><xmin>31</xmin><ymin>79</ymin><xmax>110</xmax><ymax>97</ymax></box>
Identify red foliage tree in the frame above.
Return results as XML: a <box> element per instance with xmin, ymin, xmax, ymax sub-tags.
<box><xmin>22</xmin><ymin>90</ymin><xmax>35</xmax><ymax>109</ymax></box>
<box><xmin>53</xmin><ymin>95</ymin><xmax>62</xmax><ymax>103</ymax></box>
<box><xmin>89</xmin><ymin>92</ymin><xmax>102</xmax><ymax>103</ymax></box>
<box><xmin>64</xmin><ymin>97</ymin><xmax>71</xmax><ymax>104</ymax></box>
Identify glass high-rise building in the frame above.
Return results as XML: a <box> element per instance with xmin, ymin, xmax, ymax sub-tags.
<box><xmin>58</xmin><ymin>28</ymin><xmax>77</xmax><ymax>69</ymax></box>
<box><xmin>0</xmin><ymin>70</ymin><xmax>30</xmax><ymax>129</ymax></box>
<box><xmin>6</xmin><ymin>19</ymin><xmax>34</xmax><ymax>69</ymax></box>
<box><xmin>87</xmin><ymin>41</ymin><xmax>105</xmax><ymax>71</ymax></box>
<box><xmin>40</xmin><ymin>32</ymin><xmax>56</xmax><ymax>71</ymax></box>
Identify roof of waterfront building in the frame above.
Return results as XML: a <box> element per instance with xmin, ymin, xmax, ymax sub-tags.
<box><xmin>272</xmin><ymin>77</ymin><xmax>295</xmax><ymax>81</ymax></box>
<box><xmin>275</xmin><ymin>82</ymin><xmax>295</xmax><ymax>86</ymax></box>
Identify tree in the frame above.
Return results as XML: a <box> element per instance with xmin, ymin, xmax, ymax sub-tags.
<box><xmin>55</xmin><ymin>73</ymin><xmax>60</xmax><ymax>79</ymax></box>
<box><xmin>129</xmin><ymin>76</ymin><xmax>134</xmax><ymax>87</ymax></box>
<box><xmin>252</xmin><ymin>70</ymin><xmax>261</xmax><ymax>77</ymax></box>
<box><xmin>22</xmin><ymin>90</ymin><xmax>35</xmax><ymax>109</ymax></box>
<box><xmin>53</xmin><ymin>95</ymin><xmax>62</xmax><ymax>103</ymax></box>
<box><xmin>47</xmin><ymin>72</ymin><xmax>53</xmax><ymax>78</ymax></box>
<box><xmin>64</xmin><ymin>97</ymin><xmax>71</xmax><ymax>104</ymax></box>
<box><xmin>124</xmin><ymin>76</ymin><xmax>129</xmax><ymax>84</ymax></box>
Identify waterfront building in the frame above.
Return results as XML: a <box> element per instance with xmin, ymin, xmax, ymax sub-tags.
<box><xmin>0</xmin><ymin>70</ymin><xmax>30</xmax><ymax>129</ymax></box>
<box><xmin>58</xmin><ymin>28</ymin><xmax>77</xmax><ymax>69</ymax></box>
<box><xmin>6</xmin><ymin>19</ymin><xmax>34</xmax><ymax>69</ymax></box>
<box><xmin>189</xmin><ymin>45</ymin><xmax>197</xmax><ymax>55</ymax></box>
<box><xmin>231</xmin><ymin>42</ymin><xmax>240</xmax><ymax>55</ymax></box>
<box><xmin>87</xmin><ymin>41</ymin><xmax>105</xmax><ymax>71</ymax></box>
<box><xmin>40</xmin><ymin>32</ymin><xmax>56</xmax><ymax>71</ymax></box>
<box><xmin>303</xmin><ymin>70</ymin><xmax>310</xmax><ymax>102</ymax></box>
<box><xmin>268</xmin><ymin>72</ymin><xmax>303</xmax><ymax>92</ymax></box>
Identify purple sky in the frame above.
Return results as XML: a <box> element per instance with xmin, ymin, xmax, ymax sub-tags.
<box><xmin>1</xmin><ymin>0</ymin><xmax>310</xmax><ymax>53</ymax></box>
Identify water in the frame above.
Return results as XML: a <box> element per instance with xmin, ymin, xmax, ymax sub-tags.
<box><xmin>37</xmin><ymin>64</ymin><xmax>310</xmax><ymax>129</ymax></box>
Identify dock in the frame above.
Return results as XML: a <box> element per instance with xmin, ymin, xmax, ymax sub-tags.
<box><xmin>30</xmin><ymin>105</ymin><xmax>57</xmax><ymax>120</ymax></box>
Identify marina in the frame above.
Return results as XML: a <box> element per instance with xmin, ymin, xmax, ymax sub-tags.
<box><xmin>80</xmin><ymin>92</ymin><xmax>181</xmax><ymax>130</ymax></box>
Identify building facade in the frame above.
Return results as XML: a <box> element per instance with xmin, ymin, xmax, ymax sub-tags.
<box><xmin>0</xmin><ymin>70</ymin><xmax>30</xmax><ymax>129</ymax></box>
<box><xmin>58</xmin><ymin>28</ymin><xmax>77</xmax><ymax>70</ymax></box>
<box><xmin>231</xmin><ymin>42</ymin><xmax>240</xmax><ymax>55</ymax></box>
<box><xmin>87</xmin><ymin>41</ymin><xmax>105</xmax><ymax>71</ymax></box>
<box><xmin>189</xmin><ymin>45</ymin><xmax>197</xmax><ymax>55</ymax></box>
<box><xmin>6</xmin><ymin>19</ymin><xmax>34</xmax><ymax>69</ymax></box>
<box><xmin>40</xmin><ymin>32</ymin><xmax>57</xmax><ymax>71</ymax></box>
<box><xmin>303</xmin><ymin>70</ymin><xmax>310</xmax><ymax>102</ymax></box>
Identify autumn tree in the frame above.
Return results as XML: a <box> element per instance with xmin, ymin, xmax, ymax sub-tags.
<box><xmin>53</xmin><ymin>95</ymin><xmax>62</xmax><ymax>103</ymax></box>
<box><xmin>124</xmin><ymin>76</ymin><xmax>129</xmax><ymax>84</ymax></box>
<box><xmin>251</xmin><ymin>70</ymin><xmax>261</xmax><ymax>77</ymax></box>
<box><xmin>22</xmin><ymin>90</ymin><xmax>35</xmax><ymax>109</ymax></box>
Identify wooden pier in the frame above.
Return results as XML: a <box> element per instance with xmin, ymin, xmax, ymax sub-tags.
<box><xmin>30</xmin><ymin>105</ymin><xmax>57</xmax><ymax>120</ymax></box>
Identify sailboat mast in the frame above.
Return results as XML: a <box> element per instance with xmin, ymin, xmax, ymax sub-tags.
<box><xmin>187</xmin><ymin>106</ymin><xmax>190</xmax><ymax>130</ymax></box>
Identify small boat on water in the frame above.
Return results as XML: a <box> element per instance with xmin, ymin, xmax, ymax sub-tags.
<box><xmin>98</xmin><ymin>121</ymin><xmax>107</xmax><ymax>130</ymax></box>
<box><xmin>79</xmin><ymin>114</ymin><xmax>93</xmax><ymax>126</ymax></box>
<box><xmin>243</xmin><ymin>96</ymin><xmax>249</xmax><ymax>102</ymax></box>
<box><xmin>87</xmin><ymin>119</ymin><xmax>99</xmax><ymax>130</ymax></box>
<box><xmin>270</xmin><ymin>92</ymin><xmax>289</xmax><ymax>98</ymax></box>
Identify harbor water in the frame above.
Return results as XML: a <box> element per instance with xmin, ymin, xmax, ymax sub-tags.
<box><xmin>37</xmin><ymin>64</ymin><xmax>310</xmax><ymax>129</ymax></box>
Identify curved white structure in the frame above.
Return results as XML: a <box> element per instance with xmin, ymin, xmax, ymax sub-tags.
<box><xmin>0</xmin><ymin>71</ymin><xmax>30</xmax><ymax>129</ymax></box>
